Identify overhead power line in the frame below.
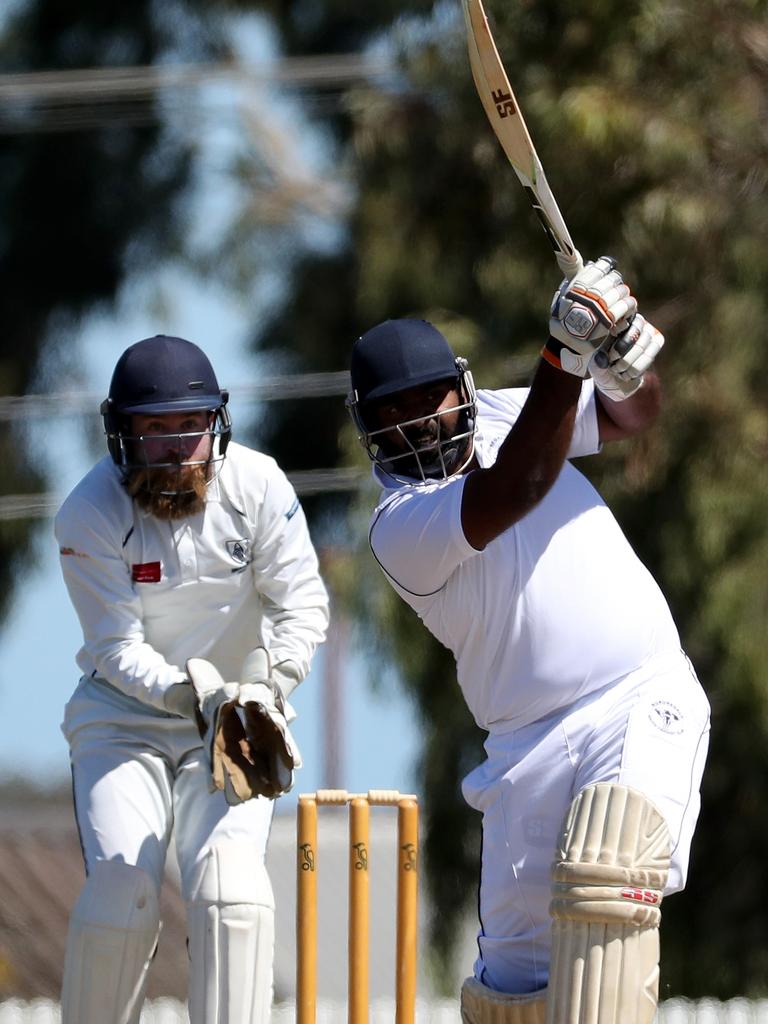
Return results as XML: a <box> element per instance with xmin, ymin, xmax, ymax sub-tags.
<box><xmin>0</xmin><ymin>493</ymin><xmax>58</xmax><ymax>522</ymax></box>
<box><xmin>0</xmin><ymin>55</ymin><xmax>395</xmax><ymax>133</ymax></box>
<box><xmin>0</xmin><ymin>54</ymin><xmax>397</xmax><ymax>133</ymax></box>
<box><xmin>0</xmin><ymin>370</ymin><xmax>352</xmax><ymax>422</ymax></box>
<box><xmin>0</xmin><ymin>467</ymin><xmax>370</xmax><ymax>522</ymax></box>
<box><xmin>0</xmin><ymin>369</ymin><xmax>360</xmax><ymax>520</ymax></box>
<box><xmin>0</xmin><ymin>55</ymin><xmax>393</xmax><ymax>103</ymax></box>
<box><xmin>0</xmin><ymin>358</ymin><xmax>534</xmax><ymax>519</ymax></box>
<box><xmin>0</xmin><ymin>357</ymin><xmax>534</xmax><ymax>421</ymax></box>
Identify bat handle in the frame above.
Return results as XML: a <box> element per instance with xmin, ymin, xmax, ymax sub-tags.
<box><xmin>556</xmin><ymin>249</ymin><xmax>584</xmax><ymax>280</ymax></box>
<box><xmin>593</xmin><ymin>313</ymin><xmax>637</xmax><ymax>368</ymax></box>
<box><xmin>593</xmin><ymin>343</ymin><xmax>611</xmax><ymax>369</ymax></box>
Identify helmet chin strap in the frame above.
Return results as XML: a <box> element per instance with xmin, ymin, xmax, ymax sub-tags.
<box><xmin>445</xmin><ymin>434</ymin><xmax>476</xmax><ymax>476</ymax></box>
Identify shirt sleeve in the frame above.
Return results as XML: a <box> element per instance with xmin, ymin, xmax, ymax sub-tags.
<box><xmin>568</xmin><ymin>379</ymin><xmax>601</xmax><ymax>458</ymax></box>
<box><xmin>247</xmin><ymin>465</ymin><xmax>329</xmax><ymax>689</ymax></box>
<box><xmin>55</xmin><ymin>495</ymin><xmax>186</xmax><ymax>711</ymax></box>
<box><xmin>369</xmin><ymin>477</ymin><xmax>477</xmax><ymax>597</ymax></box>
<box><xmin>478</xmin><ymin>382</ymin><xmax>600</xmax><ymax>460</ymax></box>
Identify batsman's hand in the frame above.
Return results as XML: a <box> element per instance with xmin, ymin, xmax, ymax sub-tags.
<box><xmin>545</xmin><ymin>257</ymin><xmax>638</xmax><ymax>377</ymax></box>
<box><xmin>590</xmin><ymin>314</ymin><xmax>665</xmax><ymax>402</ymax></box>
<box><xmin>236</xmin><ymin>647</ymin><xmax>303</xmax><ymax>801</ymax></box>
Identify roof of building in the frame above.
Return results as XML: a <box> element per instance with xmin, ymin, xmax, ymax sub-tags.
<box><xmin>0</xmin><ymin>796</ymin><xmax>188</xmax><ymax>1002</ymax></box>
<box><xmin>0</xmin><ymin>789</ymin><xmax>477</xmax><ymax>1004</ymax></box>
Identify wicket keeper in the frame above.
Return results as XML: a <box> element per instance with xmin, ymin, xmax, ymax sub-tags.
<box><xmin>56</xmin><ymin>335</ymin><xmax>329</xmax><ymax>1023</ymax></box>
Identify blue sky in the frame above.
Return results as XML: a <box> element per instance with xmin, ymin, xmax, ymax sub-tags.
<box><xmin>0</xmin><ymin>17</ymin><xmax>422</xmax><ymax>801</ymax></box>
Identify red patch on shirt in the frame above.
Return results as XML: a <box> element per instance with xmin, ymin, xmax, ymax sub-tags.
<box><xmin>132</xmin><ymin>561</ymin><xmax>161</xmax><ymax>583</ymax></box>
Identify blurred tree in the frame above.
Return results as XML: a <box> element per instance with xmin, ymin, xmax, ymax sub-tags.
<box><xmin>252</xmin><ymin>0</ymin><xmax>435</xmax><ymax>55</ymax></box>
<box><xmin>4</xmin><ymin>0</ymin><xmax>768</xmax><ymax>1000</ymax></box>
<box><xmin>249</xmin><ymin>0</ymin><xmax>768</xmax><ymax>999</ymax></box>
<box><xmin>0</xmin><ymin>0</ymin><xmax>395</xmax><ymax>602</ymax></box>
<box><xmin>0</xmin><ymin>0</ymin><xmax>211</xmax><ymax>619</ymax></box>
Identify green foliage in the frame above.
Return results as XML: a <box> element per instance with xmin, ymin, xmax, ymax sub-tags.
<box><xmin>243</xmin><ymin>0</ymin><xmax>436</xmax><ymax>55</ymax></box>
<box><xmin>6</xmin><ymin>0</ymin><xmax>768</xmax><ymax>997</ymax></box>
<box><xmin>253</xmin><ymin>0</ymin><xmax>768</xmax><ymax>996</ymax></box>
<box><xmin>0</xmin><ymin>0</ymin><xmax>213</xmax><ymax>618</ymax></box>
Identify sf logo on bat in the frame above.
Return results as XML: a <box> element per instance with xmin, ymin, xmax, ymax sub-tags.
<box><xmin>492</xmin><ymin>87</ymin><xmax>516</xmax><ymax>119</ymax></box>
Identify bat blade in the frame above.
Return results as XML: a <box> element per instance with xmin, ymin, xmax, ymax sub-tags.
<box><xmin>462</xmin><ymin>0</ymin><xmax>582</xmax><ymax>278</ymax></box>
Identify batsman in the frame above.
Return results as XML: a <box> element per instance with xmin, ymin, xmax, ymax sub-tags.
<box><xmin>55</xmin><ymin>334</ymin><xmax>329</xmax><ymax>1023</ymax></box>
<box><xmin>347</xmin><ymin>260</ymin><xmax>710</xmax><ymax>1024</ymax></box>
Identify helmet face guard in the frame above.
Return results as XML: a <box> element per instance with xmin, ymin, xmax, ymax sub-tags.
<box><xmin>348</xmin><ymin>359</ymin><xmax>477</xmax><ymax>483</ymax></box>
<box><xmin>102</xmin><ymin>404</ymin><xmax>232</xmax><ymax>493</ymax></box>
<box><xmin>101</xmin><ymin>335</ymin><xmax>231</xmax><ymax>494</ymax></box>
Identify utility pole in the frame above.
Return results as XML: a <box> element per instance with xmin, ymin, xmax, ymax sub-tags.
<box><xmin>321</xmin><ymin>609</ymin><xmax>347</xmax><ymax>790</ymax></box>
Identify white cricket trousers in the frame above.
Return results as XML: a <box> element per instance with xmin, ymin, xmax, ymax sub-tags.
<box><xmin>62</xmin><ymin>675</ymin><xmax>275</xmax><ymax>905</ymax></box>
<box><xmin>460</xmin><ymin>650</ymin><xmax>711</xmax><ymax>995</ymax></box>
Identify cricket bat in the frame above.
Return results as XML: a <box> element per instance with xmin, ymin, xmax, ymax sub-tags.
<box><xmin>462</xmin><ymin>0</ymin><xmax>583</xmax><ymax>280</ymax></box>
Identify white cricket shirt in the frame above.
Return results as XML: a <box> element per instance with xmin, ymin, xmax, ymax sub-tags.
<box><xmin>368</xmin><ymin>382</ymin><xmax>680</xmax><ymax>731</ymax></box>
<box><xmin>55</xmin><ymin>442</ymin><xmax>329</xmax><ymax>712</ymax></box>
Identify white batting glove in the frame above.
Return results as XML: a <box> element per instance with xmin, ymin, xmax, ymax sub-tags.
<box><xmin>590</xmin><ymin>314</ymin><xmax>665</xmax><ymax>401</ymax></box>
<box><xmin>237</xmin><ymin>647</ymin><xmax>303</xmax><ymax>800</ymax></box>
<box><xmin>545</xmin><ymin>257</ymin><xmax>638</xmax><ymax>377</ymax></box>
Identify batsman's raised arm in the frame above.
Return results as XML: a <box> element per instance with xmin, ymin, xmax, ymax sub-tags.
<box><xmin>592</xmin><ymin>312</ymin><xmax>665</xmax><ymax>440</ymax></box>
<box><xmin>351</xmin><ymin>257</ymin><xmax>660</xmax><ymax>554</ymax></box>
<box><xmin>463</xmin><ymin>258</ymin><xmax>665</xmax><ymax>547</ymax></box>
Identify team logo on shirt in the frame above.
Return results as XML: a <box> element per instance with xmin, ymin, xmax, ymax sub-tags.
<box><xmin>648</xmin><ymin>700</ymin><xmax>684</xmax><ymax>735</ymax></box>
<box><xmin>226</xmin><ymin>539</ymin><xmax>251</xmax><ymax>564</ymax></box>
<box><xmin>523</xmin><ymin>816</ymin><xmax>557</xmax><ymax>848</ymax></box>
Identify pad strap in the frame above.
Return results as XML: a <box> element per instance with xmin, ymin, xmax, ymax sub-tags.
<box><xmin>461</xmin><ymin>976</ymin><xmax>547</xmax><ymax>1024</ymax></box>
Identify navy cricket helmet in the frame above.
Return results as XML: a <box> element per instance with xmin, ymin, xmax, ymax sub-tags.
<box><xmin>101</xmin><ymin>334</ymin><xmax>232</xmax><ymax>471</ymax></box>
<box><xmin>347</xmin><ymin>318</ymin><xmax>476</xmax><ymax>482</ymax></box>
<box><xmin>350</xmin><ymin>319</ymin><xmax>461</xmax><ymax>404</ymax></box>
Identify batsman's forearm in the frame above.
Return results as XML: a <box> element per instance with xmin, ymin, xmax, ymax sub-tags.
<box><xmin>596</xmin><ymin>371</ymin><xmax>662</xmax><ymax>440</ymax></box>
<box><xmin>495</xmin><ymin>359</ymin><xmax>583</xmax><ymax>492</ymax></box>
<box><xmin>461</xmin><ymin>360</ymin><xmax>581</xmax><ymax>548</ymax></box>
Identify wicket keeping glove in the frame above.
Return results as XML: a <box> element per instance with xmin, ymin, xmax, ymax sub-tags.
<box><xmin>590</xmin><ymin>313</ymin><xmax>665</xmax><ymax>401</ymax></box>
<box><xmin>545</xmin><ymin>257</ymin><xmax>638</xmax><ymax>377</ymax></box>
<box><xmin>186</xmin><ymin>658</ymin><xmax>245</xmax><ymax>802</ymax></box>
<box><xmin>236</xmin><ymin>647</ymin><xmax>303</xmax><ymax>801</ymax></box>
<box><xmin>187</xmin><ymin>654</ymin><xmax>302</xmax><ymax>805</ymax></box>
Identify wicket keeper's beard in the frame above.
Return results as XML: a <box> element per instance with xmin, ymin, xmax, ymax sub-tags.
<box><xmin>127</xmin><ymin>461</ymin><xmax>209</xmax><ymax>519</ymax></box>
